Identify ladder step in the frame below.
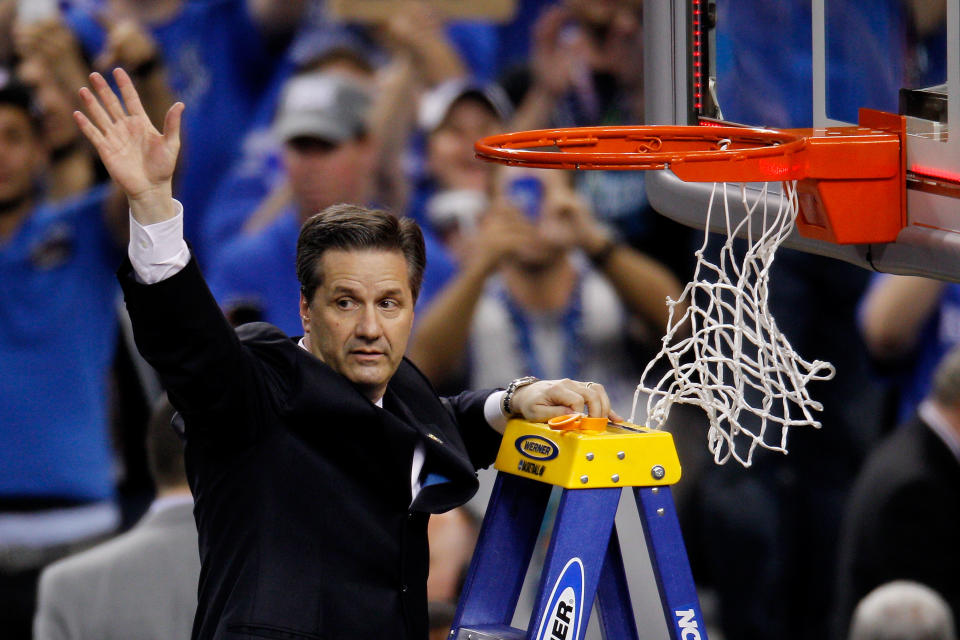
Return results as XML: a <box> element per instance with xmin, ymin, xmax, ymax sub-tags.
<box><xmin>454</xmin><ymin>624</ymin><xmax>526</xmax><ymax>640</ymax></box>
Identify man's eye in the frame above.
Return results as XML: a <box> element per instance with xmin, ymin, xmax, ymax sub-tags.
<box><xmin>380</xmin><ymin>299</ymin><xmax>398</xmax><ymax>310</ymax></box>
<box><xmin>336</xmin><ymin>299</ymin><xmax>356</xmax><ymax>310</ymax></box>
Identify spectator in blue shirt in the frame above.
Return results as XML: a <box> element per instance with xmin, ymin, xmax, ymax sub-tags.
<box><xmin>0</xmin><ymin>75</ymin><xmax>123</xmax><ymax>640</ymax></box>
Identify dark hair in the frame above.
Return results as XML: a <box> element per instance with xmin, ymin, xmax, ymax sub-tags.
<box><xmin>296</xmin><ymin>204</ymin><xmax>426</xmax><ymax>303</ymax></box>
<box><xmin>146</xmin><ymin>394</ymin><xmax>187</xmax><ymax>490</ymax></box>
<box><xmin>0</xmin><ymin>76</ymin><xmax>42</xmax><ymax>135</ymax></box>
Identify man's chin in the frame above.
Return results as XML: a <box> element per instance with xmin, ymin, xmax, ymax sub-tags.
<box><xmin>344</xmin><ymin>364</ymin><xmax>394</xmax><ymax>395</ymax></box>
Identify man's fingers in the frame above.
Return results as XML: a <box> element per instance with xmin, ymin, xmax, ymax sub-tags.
<box><xmin>90</xmin><ymin>70</ymin><xmax>127</xmax><ymax>123</ymax></box>
<box><xmin>72</xmin><ymin>110</ymin><xmax>106</xmax><ymax>149</ymax></box>
<box><xmin>114</xmin><ymin>67</ymin><xmax>147</xmax><ymax>119</ymax></box>
<box><xmin>510</xmin><ymin>380</ymin><xmax>583</xmax><ymax>422</ymax></box>
<box><xmin>77</xmin><ymin>84</ymin><xmax>115</xmax><ymax>134</ymax></box>
<box><xmin>511</xmin><ymin>378</ymin><xmax>620</xmax><ymax>424</ymax></box>
<box><xmin>580</xmin><ymin>381</ymin><xmax>610</xmax><ymax>419</ymax></box>
<box><xmin>162</xmin><ymin>101</ymin><xmax>184</xmax><ymax>150</ymax></box>
<box><xmin>557</xmin><ymin>378</ymin><xmax>609</xmax><ymax>419</ymax></box>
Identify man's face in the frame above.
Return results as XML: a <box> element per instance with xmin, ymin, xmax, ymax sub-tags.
<box><xmin>0</xmin><ymin>105</ymin><xmax>44</xmax><ymax>204</ymax></box>
<box><xmin>284</xmin><ymin>136</ymin><xmax>374</xmax><ymax>218</ymax></box>
<box><xmin>299</xmin><ymin>249</ymin><xmax>415</xmax><ymax>402</ymax></box>
<box><xmin>427</xmin><ymin>98</ymin><xmax>500</xmax><ymax>192</ymax></box>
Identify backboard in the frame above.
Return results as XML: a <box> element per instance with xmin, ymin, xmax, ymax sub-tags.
<box><xmin>643</xmin><ymin>0</ymin><xmax>960</xmax><ymax>281</ymax></box>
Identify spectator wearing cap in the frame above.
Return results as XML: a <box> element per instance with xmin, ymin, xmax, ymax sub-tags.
<box><xmin>197</xmin><ymin>40</ymin><xmax>381</xmax><ymax>256</ymax></box>
<box><xmin>0</xmin><ymin>77</ymin><xmax>124</xmax><ymax>639</ymax></box>
<box><xmin>407</xmin><ymin>78</ymin><xmax>512</xmax><ymax>240</ymax></box>
<box><xmin>206</xmin><ymin>70</ymin><xmax>456</xmax><ymax>335</ymax></box>
<box><xmin>198</xmin><ymin>5</ymin><xmax>485</xmax><ymax>257</ymax></box>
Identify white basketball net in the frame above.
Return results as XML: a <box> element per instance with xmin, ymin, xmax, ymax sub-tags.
<box><xmin>631</xmin><ymin>180</ymin><xmax>835</xmax><ymax>467</ymax></box>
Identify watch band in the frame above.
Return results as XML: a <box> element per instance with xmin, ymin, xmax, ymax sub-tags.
<box><xmin>502</xmin><ymin>376</ymin><xmax>538</xmax><ymax>417</ymax></box>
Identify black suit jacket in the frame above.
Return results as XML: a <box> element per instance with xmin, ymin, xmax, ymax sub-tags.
<box><xmin>833</xmin><ymin>414</ymin><xmax>960</xmax><ymax>640</ymax></box>
<box><xmin>118</xmin><ymin>258</ymin><xmax>502</xmax><ymax>640</ymax></box>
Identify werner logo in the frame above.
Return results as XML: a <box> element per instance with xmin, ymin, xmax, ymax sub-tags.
<box><xmin>534</xmin><ymin>558</ymin><xmax>583</xmax><ymax>640</ymax></box>
<box><xmin>674</xmin><ymin>608</ymin><xmax>702</xmax><ymax>640</ymax></box>
<box><xmin>515</xmin><ymin>435</ymin><xmax>559</xmax><ymax>461</ymax></box>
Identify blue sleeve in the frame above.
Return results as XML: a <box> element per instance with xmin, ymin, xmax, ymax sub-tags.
<box><xmin>445</xmin><ymin>21</ymin><xmax>499</xmax><ymax>83</ymax></box>
<box><xmin>207</xmin><ymin>242</ymin><xmax>258</xmax><ymax>310</ymax></box>
<box><xmin>62</xmin><ymin>5</ymin><xmax>106</xmax><ymax>59</ymax></box>
<box><xmin>416</xmin><ymin>229</ymin><xmax>457</xmax><ymax>313</ymax></box>
<box><xmin>223</xmin><ymin>0</ymin><xmax>286</xmax><ymax>86</ymax></box>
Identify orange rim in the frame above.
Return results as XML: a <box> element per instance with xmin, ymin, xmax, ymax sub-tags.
<box><xmin>475</xmin><ymin>125</ymin><xmax>808</xmax><ymax>181</ymax></box>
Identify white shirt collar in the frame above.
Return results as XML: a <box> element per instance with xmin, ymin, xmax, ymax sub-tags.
<box><xmin>918</xmin><ymin>400</ymin><xmax>960</xmax><ymax>463</ymax></box>
<box><xmin>147</xmin><ymin>493</ymin><xmax>194</xmax><ymax>516</ymax></box>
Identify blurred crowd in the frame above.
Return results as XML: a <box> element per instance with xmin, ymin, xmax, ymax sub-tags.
<box><xmin>0</xmin><ymin>1</ymin><xmax>956</xmax><ymax>640</ymax></box>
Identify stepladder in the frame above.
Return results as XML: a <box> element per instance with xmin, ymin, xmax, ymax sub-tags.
<box><xmin>450</xmin><ymin>418</ymin><xmax>708</xmax><ymax>640</ymax></box>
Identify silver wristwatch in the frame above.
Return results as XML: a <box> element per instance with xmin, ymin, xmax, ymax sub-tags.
<box><xmin>502</xmin><ymin>376</ymin><xmax>538</xmax><ymax>416</ymax></box>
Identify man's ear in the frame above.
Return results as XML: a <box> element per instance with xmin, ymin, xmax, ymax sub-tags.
<box><xmin>299</xmin><ymin>293</ymin><xmax>310</xmax><ymax>333</ymax></box>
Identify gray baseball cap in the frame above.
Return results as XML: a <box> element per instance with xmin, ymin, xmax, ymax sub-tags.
<box><xmin>418</xmin><ymin>78</ymin><xmax>512</xmax><ymax>133</ymax></box>
<box><xmin>274</xmin><ymin>71</ymin><xmax>371</xmax><ymax>144</ymax></box>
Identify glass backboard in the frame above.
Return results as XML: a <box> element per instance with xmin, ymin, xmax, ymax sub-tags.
<box><xmin>644</xmin><ymin>0</ymin><xmax>960</xmax><ymax>281</ymax></box>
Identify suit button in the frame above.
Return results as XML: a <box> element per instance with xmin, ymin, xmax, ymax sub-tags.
<box><xmin>401</xmin><ymin>584</ymin><xmax>408</xmax><ymax>593</ymax></box>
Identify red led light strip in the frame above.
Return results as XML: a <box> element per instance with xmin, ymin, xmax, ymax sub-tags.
<box><xmin>908</xmin><ymin>165</ymin><xmax>960</xmax><ymax>200</ymax></box>
<box><xmin>910</xmin><ymin>165</ymin><xmax>960</xmax><ymax>185</ymax></box>
<box><xmin>692</xmin><ymin>0</ymin><xmax>703</xmax><ymax>112</ymax></box>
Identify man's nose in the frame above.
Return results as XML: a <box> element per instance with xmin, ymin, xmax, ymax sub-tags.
<box><xmin>355</xmin><ymin>305</ymin><xmax>382</xmax><ymax>339</ymax></box>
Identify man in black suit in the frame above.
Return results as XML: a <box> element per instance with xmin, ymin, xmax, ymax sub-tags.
<box><xmin>834</xmin><ymin>344</ymin><xmax>960</xmax><ymax>640</ymax></box>
<box><xmin>74</xmin><ymin>70</ymin><xmax>619</xmax><ymax>639</ymax></box>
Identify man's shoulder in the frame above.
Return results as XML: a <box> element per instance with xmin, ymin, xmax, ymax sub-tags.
<box><xmin>43</xmin><ymin>506</ymin><xmax>200</xmax><ymax>586</ymax></box>
<box><xmin>857</xmin><ymin>420</ymin><xmax>925</xmax><ymax>480</ymax></box>
<box><xmin>40</xmin><ymin>527</ymin><xmax>140</xmax><ymax>592</ymax></box>
<box><xmin>392</xmin><ymin>357</ymin><xmax>445</xmax><ymax>399</ymax></box>
<box><xmin>853</xmin><ymin>417</ymin><xmax>955</xmax><ymax>506</ymax></box>
<box><xmin>236</xmin><ymin>321</ymin><xmax>295</xmax><ymax>347</ymax></box>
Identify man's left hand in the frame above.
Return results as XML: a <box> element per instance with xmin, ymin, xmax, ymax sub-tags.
<box><xmin>510</xmin><ymin>379</ymin><xmax>623</xmax><ymax>424</ymax></box>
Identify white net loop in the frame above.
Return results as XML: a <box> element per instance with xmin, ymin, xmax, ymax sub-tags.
<box><xmin>631</xmin><ymin>180</ymin><xmax>835</xmax><ymax>467</ymax></box>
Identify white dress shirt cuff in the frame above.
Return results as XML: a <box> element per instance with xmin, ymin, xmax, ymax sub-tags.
<box><xmin>484</xmin><ymin>390</ymin><xmax>509</xmax><ymax>434</ymax></box>
<box><xmin>128</xmin><ymin>200</ymin><xmax>192</xmax><ymax>284</ymax></box>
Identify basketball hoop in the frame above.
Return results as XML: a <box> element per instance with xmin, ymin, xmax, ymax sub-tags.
<box><xmin>477</xmin><ymin>117</ymin><xmax>905</xmax><ymax>466</ymax></box>
<box><xmin>475</xmin><ymin>125</ymin><xmax>807</xmax><ymax>180</ymax></box>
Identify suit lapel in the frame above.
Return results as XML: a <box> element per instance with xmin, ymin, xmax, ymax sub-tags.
<box><xmin>383</xmin><ymin>378</ymin><xmax>479</xmax><ymax>514</ymax></box>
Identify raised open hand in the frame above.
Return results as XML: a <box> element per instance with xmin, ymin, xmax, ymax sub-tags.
<box><xmin>73</xmin><ymin>68</ymin><xmax>183</xmax><ymax>223</ymax></box>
